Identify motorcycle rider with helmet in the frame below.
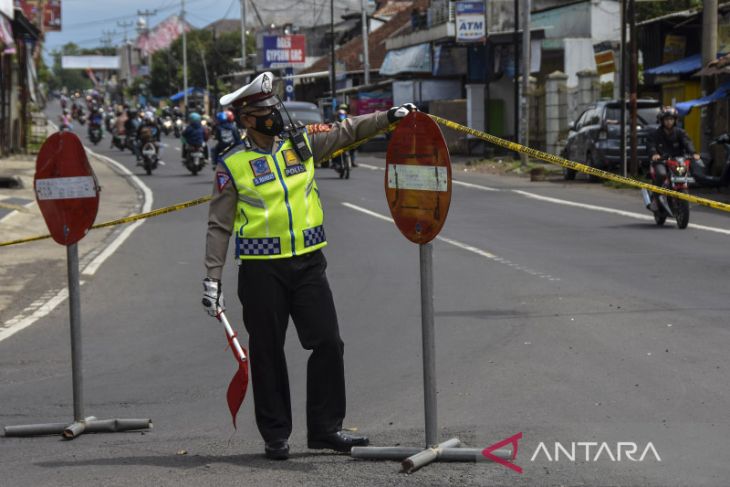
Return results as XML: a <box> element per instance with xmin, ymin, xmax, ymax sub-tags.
<box><xmin>647</xmin><ymin>106</ymin><xmax>700</xmax><ymax>210</ymax></box>
<box><xmin>212</xmin><ymin>110</ymin><xmax>242</xmax><ymax>165</ymax></box>
<box><xmin>182</xmin><ymin>112</ymin><xmax>207</xmax><ymax>162</ymax></box>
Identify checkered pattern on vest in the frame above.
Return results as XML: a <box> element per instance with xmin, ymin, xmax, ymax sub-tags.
<box><xmin>237</xmin><ymin>237</ymin><xmax>281</xmax><ymax>256</ymax></box>
<box><xmin>303</xmin><ymin>225</ymin><xmax>326</xmax><ymax>247</ymax></box>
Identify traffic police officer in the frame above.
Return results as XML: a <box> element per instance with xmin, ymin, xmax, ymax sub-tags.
<box><xmin>202</xmin><ymin>72</ymin><xmax>416</xmax><ymax>460</ymax></box>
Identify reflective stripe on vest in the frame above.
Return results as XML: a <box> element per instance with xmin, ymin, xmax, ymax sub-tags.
<box><xmin>222</xmin><ymin>133</ymin><xmax>326</xmax><ymax>260</ymax></box>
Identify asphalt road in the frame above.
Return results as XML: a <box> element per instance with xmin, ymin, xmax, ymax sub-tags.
<box><xmin>2</xmin><ymin>107</ymin><xmax>730</xmax><ymax>486</ymax></box>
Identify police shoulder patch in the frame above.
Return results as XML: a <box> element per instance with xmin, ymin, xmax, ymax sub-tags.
<box><xmin>216</xmin><ymin>171</ymin><xmax>231</xmax><ymax>192</ymax></box>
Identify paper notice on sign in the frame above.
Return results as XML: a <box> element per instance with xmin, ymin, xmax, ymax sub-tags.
<box><xmin>35</xmin><ymin>177</ymin><xmax>97</xmax><ymax>200</ymax></box>
<box><xmin>387</xmin><ymin>165</ymin><xmax>448</xmax><ymax>192</ymax></box>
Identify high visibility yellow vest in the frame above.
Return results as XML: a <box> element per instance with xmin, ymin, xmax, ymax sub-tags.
<box><xmin>222</xmin><ymin>134</ymin><xmax>326</xmax><ymax>260</ymax></box>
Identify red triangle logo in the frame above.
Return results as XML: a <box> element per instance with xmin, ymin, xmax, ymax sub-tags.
<box><xmin>481</xmin><ymin>432</ymin><xmax>523</xmax><ymax>474</ymax></box>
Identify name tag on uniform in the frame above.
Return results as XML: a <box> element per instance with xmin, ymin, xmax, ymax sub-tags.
<box><xmin>250</xmin><ymin>157</ymin><xmax>276</xmax><ymax>185</ymax></box>
<box><xmin>283</xmin><ymin>149</ymin><xmax>306</xmax><ymax>177</ymax></box>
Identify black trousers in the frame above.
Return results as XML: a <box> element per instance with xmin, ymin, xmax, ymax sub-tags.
<box><xmin>237</xmin><ymin>250</ymin><xmax>346</xmax><ymax>442</ymax></box>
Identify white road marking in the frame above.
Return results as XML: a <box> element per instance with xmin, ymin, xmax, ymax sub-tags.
<box><xmin>453</xmin><ymin>180</ymin><xmax>500</xmax><ymax>192</ymax></box>
<box><xmin>342</xmin><ymin>202</ymin><xmax>559</xmax><ymax>281</ymax></box>
<box><xmin>0</xmin><ymin>288</ymin><xmax>68</xmax><ymax>343</ymax></box>
<box><xmin>81</xmin><ymin>150</ymin><xmax>154</xmax><ymax>276</ymax></box>
<box><xmin>0</xmin><ymin>200</ymin><xmax>36</xmax><ymax>224</ymax></box>
<box><xmin>357</xmin><ymin>163</ymin><xmax>381</xmax><ymax>171</ymax></box>
<box><xmin>512</xmin><ymin>189</ymin><xmax>730</xmax><ymax>236</ymax></box>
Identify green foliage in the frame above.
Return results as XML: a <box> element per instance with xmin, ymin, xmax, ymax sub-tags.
<box><xmin>148</xmin><ymin>29</ymin><xmax>255</xmax><ymax>99</ymax></box>
<box><xmin>636</xmin><ymin>0</ymin><xmax>701</xmax><ymax>22</ymax></box>
<box><xmin>47</xmin><ymin>42</ymin><xmax>93</xmax><ymax>92</ymax></box>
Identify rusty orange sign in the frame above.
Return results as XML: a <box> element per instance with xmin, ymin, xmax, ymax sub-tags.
<box><xmin>385</xmin><ymin>112</ymin><xmax>452</xmax><ymax>244</ymax></box>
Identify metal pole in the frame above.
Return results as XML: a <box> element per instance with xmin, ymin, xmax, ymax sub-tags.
<box><xmin>402</xmin><ymin>438</ymin><xmax>459</xmax><ymax>473</ymax></box>
<box><xmin>702</xmin><ymin>0</ymin><xmax>718</xmax><ymax>153</ymax></box>
<box><xmin>520</xmin><ymin>0</ymin><xmax>531</xmax><ymax>169</ymax></box>
<box><xmin>67</xmin><ymin>243</ymin><xmax>84</xmax><ymax>422</ymax></box>
<box><xmin>419</xmin><ymin>242</ymin><xmax>437</xmax><ymax>447</ymax></box>
<box><xmin>629</xmin><ymin>0</ymin><xmax>638</xmax><ymax>176</ymax></box>
<box><xmin>330</xmin><ymin>0</ymin><xmax>337</xmax><ymax>111</ymax></box>
<box><xmin>182</xmin><ymin>0</ymin><xmax>189</xmax><ymax>114</ymax></box>
<box><xmin>619</xmin><ymin>0</ymin><xmax>627</xmax><ymax>177</ymax></box>
<box><xmin>360</xmin><ymin>0</ymin><xmax>370</xmax><ymax>86</ymax></box>
<box><xmin>240</xmin><ymin>0</ymin><xmax>247</xmax><ymax>68</ymax></box>
<box><xmin>513</xmin><ymin>0</ymin><xmax>520</xmax><ymax>158</ymax></box>
<box><xmin>353</xmin><ymin>446</ymin><xmax>513</xmax><ymax>461</ymax></box>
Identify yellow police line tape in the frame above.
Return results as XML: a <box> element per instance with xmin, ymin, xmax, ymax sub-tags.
<box><xmin>0</xmin><ymin>195</ymin><xmax>212</xmax><ymax>247</ymax></box>
<box><xmin>429</xmin><ymin>114</ymin><xmax>730</xmax><ymax>214</ymax></box>
<box><xmin>3</xmin><ymin>116</ymin><xmax>730</xmax><ymax>248</ymax></box>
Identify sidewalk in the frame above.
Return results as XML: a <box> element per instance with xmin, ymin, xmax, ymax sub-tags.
<box><xmin>0</xmin><ymin>150</ymin><xmax>143</xmax><ymax>327</ymax></box>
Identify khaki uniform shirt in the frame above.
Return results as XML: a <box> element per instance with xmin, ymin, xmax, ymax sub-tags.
<box><xmin>205</xmin><ymin>111</ymin><xmax>390</xmax><ymax>280</ymax></box>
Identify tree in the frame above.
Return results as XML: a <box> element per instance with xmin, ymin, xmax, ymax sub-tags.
<box><xmin>48</xmin><ymin>42</ymin><xmax>93</xmax><ymax>92</ymax></box>
<box><xmin>636</xmin><ymin>0</ymin><xmax>701</xmax><ymax>22</ymax></box>
<box><xmin>147</xmin><ymin>29</ymin><xmax>255</xmax><ymax>101</ymax></box>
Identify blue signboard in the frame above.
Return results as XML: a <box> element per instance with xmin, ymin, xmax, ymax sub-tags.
<box><xmin>456</xmin><ymin>1</ymin><xmax>486</xmax><ymax>43</ymax></box>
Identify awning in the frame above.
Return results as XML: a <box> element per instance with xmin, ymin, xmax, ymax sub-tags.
<box><xmin>644</xmin><ymin>54</ymin><xmax>701</xmax><ymax>76</ymax></box>
<box><xmin>0</xmin><ymin>13</ymin><xmax>14</xmax><ymax>54</ymax></box>
<box><xmin>169</xmin><ymin>87</ymin><xmax>207</xmax><ymax>102</ymax></box>
<box><xmin>675</xmin><ymin>81</ymin><xmax>730</xmax><ymax>116</ymax></box>
<box><xmin>379</xmin><ymin>43</ymin><xmax>432</xmax><ymax>76</ymax></box>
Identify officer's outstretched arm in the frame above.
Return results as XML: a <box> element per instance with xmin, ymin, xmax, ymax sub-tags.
<box><xmin>204</xmin><ymin>165</ymin><xmax>237</xmax><ymax>281</ymax></box>
<box><xmin>309</xmin><ymin>111</ymin><xmax>390</xmax><ymax>163</ymax></box>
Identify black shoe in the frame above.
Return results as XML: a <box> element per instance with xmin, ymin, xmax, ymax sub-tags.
<box><xmin>307</xmin><ymin>430</ymin><xmax>369</xmax><ymax>452</ymax></box>
<box><xmin>264</xmin><ymin>439</ymin><xmax>289</xmax><ymax>460</ymax></box>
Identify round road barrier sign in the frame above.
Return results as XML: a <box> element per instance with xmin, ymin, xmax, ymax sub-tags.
<box><xmin>34</xmin><ymin>131</ymin><xmax>100</xmax><ymax>246</ymax></box>
<box><xmin>385</xmin><ymin>111</ymin><xmax>452</xmax><ymax>244</ymax></box>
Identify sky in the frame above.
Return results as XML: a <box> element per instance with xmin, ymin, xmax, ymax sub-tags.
<box><xmin>44</xmin><ymin>0</ymin><xmax>362</xmax><ymax>62</ymax></box>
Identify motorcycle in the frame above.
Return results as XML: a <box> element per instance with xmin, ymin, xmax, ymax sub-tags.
<box><xmin>161</xmin><ymin>116</ymin><xmax>174</xmax><ymax>136</ymax></box>
<box><xmin>184</xmin><ymin>144</ymin><xmax>207</xmax><ymax>175</ymax></box>
<box><xmin>88</xmin><ymin>124</ymin><xmax>103</xmax><ymax>145</ymax></box>
<box><xmin>77</xmin><ymin>109</ymin><xmax>87</xmax><ymax>126</ymax></box>
<box><xmin>111</xmin><ymin>130</ymin><xmax>126</xmax><ymax>151</ymax></box>
<box><xmin>641</xmin><ymin>156</ymin><xmax>692</xmax><ymax>229</ymax></box>
<box><xmin>139</xmin><ymin>126</ymin><xmax>159</xmax><ymax>175</ymax></box>
<box><xmin>173</xmin><ymin>118</ymin><xmax>183</xmax><ymax>138</ymax></box>
<box><xmin>692</xmin><ymin>134</ymin><xmax>730</xmax><ymax>188</ymax></box>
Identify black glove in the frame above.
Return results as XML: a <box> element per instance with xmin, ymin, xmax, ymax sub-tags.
<box><xmin>202</xmin><ymin>278</ymin><xmax>225</xmax><ymax>317</ymax></box>
<box><xmin>387</xmin><ymin>103</ymin><xmax>418</xmax><ymax>124</ymax></box>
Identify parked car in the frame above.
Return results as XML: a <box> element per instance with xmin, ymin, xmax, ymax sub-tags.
<box><xmin>562</xmin><ymin>99</ymin><xmax>661</xmax><ymax>180</ymax></box>
<box><xmin>281</xmin><ymin>101</ymin><xmax>323</xmax><ymax>125</ymax></box>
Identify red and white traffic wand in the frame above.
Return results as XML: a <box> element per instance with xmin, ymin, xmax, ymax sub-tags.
<box><xmin>216</xmin><ymin>308</ymin><xmax>249</xmax><ymax>429</ymax></box>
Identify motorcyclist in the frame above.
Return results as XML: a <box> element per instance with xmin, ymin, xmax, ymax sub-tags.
<box><xmin>125</xmin><ymin>108</ymin><xmax>143</xmax><ymax>160</ymax></box>
<box><xmin>212</xmin><ymin>110</ymin><xmax>241</xmax><ymax>164</ymax></box>
<box><xmin>139</xmin><ymin>110</ymin><xmax>161</xmax><ymax>143</ymax></box>
<box><xmin>88</xmin><ymin>107</ymin><xmax>104</xmax><ymax>139</ymax></box>
<box><xmin>59</xmin><ymin>108</ymin><xmax>73</xmax><ymax>131</ymax></box>
<box><xmin>649</xmin><ymin>106</ymin><xmax>700</xmax><ymax>186</ymax></box>
<box><xmin>182</xmin><ymin>112</ymin><xmax>207</xmax><ymax>161</ymax></box>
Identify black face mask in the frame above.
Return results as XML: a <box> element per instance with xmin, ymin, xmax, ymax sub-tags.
<box><xmin>253</xmin><ymin>109</ymin><xmax>284</xmax><ymax>136</ymax></box>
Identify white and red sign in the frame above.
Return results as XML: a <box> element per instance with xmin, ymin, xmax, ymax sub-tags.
<box><xmin>34</xmin><ymin>132</ymin><xmax>100</xmax><ymax>246</ymax></box>
<box><xmin>385</xmin><ymin>112</ymin><xmax>452</xmax><ymax>244</ymax></box>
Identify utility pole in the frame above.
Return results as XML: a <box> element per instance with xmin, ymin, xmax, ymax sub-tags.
<box><xmin>240</xmin><ymin>0</ymin><xmax>247</xmax><ymax>68</ymax></box>
<box><xmin>619</xmin><ymin>0</ymin><xmax>626</xmax><ymax>177</ymax></box>
<box><xmin>521</xmin><ymin>0</ymin><xmax>530</xmax><ymax>168</ymax></box>
<box><xmin>118</xmin><ymin>20</ymin><xmax>134</xmax><ymax>88</ymax></box>
<box><xmin>330</xmin><ymin>0</ymin><xmax>337</xmax><ymax>113</ymax></box>
<box><xmin>360</xmin><ymin>0</ymin><xmax>370</xmax><ymax>86</ymax></box>
<box><xmin>701</xmin><ymin>0</ymin><xmax>718</xmax><ymax>153</ymax></box>
<box><xmin>629</xmin><ymin>0</ymin><xmax>638</xmax><ymax>176</ymax></box>
<box><xmin>182</xmin><ymin>0</ymin><xmax>189</xmax><ymax>114</ymax></box>
<box><xmin>513</xmin><ymin>0</ymin><xmax>520</xmax><ymax>159</ymax></box>
<box><xmin>137</xmin><ymin>9</ymin><xmax>157</xmax><ymax>75</ymax></box>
